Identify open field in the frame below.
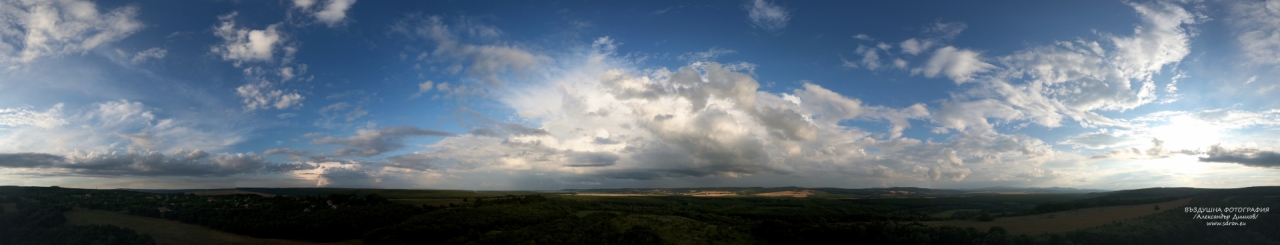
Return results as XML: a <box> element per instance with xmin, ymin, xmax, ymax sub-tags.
<box><xmin>755</xmin><ymin>190</ymin><xmax>816</xmax><ymax>197</ymax></box>
<box><xmin>925</xmin><ymin>198</ymin><xmax>1192</xmax><ymax>235</ymax></box>
<box><xmin>63</xmin><ymin>208</ymin><xmax>361</xmax><ymax>245</ymax></box>
<box><xmin>687</xmin><ymin>191</ymin><xmax>736</xmax><ymax>197</ymax></box>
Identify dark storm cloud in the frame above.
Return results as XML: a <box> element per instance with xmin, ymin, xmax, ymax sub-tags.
<box><xmin>312</xmin><ymin>126</ymin><xmax>454</xmax><ymax>157</ymax></box>
<box><xmin>1064</xmin><ymin>133</ymin><xmax>1128</xmax><ymax>148</ymax></box>
<box><xmin>1199</xmin><ymin>144</ymin><xmax>1280</xmax><ymax>168</ymax></box>
<box><xmin>468</xmin><ymin>122</ymin><xmax>550</xmax><ymax>137</ymax></box>
<box><xmin>596</xmin><ymin>167</ymin><xmax>759</xmax><ymax>180</ymax></box>
<box><xmin>0</xmin><ymin>153</ymin><xmax>65</xmax><ymax>168</ymax></box>
<box><xmin>386</xmin><ymin>153</ymin><xmax>439</xmax><ymax>171</ymax></box>
<box><xmin>592</xmin><ymin>137</ymin><xmax>620</xmax><ymax>145</ymax></box>
<box><xmin>264</xmin><ymin>148</ymin><xmax>311</xmax><ymax>160</ymax></box>
<box><xmin>564</xmin><ymin>152</ymin><xmax>620</xmax><ymax>167</ymax></box>
<box><xmin>316</xmin><ymin>167</ymin><xmax>381</xmax><ymax>187</ymax></box>
<box><xmin>0</xmin><ymin>151</ymin><xmax>313</xmax><ymax>176</ymax></box>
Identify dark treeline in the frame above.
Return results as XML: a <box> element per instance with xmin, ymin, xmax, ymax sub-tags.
<box><xmin>0</xmin><ymin>196</ymin><xmax>155</xmax><ymax>244</ymax></box>
<box><xmin>7</xmin><ymin>186</ymin><xmax>1280</xmax><ymax>244</ymax></box>
<box><xmin>21</xmin><ymin>187</ymin><xmax>423</xmax><ymax>242</ymax></box>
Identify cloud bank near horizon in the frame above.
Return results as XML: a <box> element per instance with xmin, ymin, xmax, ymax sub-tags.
<box><xmin>1</xmin><ymin>0</ymin><xmax>1278</xmax><ymax>190</ymax></box>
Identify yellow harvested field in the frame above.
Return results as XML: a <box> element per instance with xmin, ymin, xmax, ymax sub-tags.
<box><xmin>925</xmin><ymin>198</ymin><xmax>1192</xmax><ymax>235</ymax></box>
<box><xmin>755</xmin><ymin>190</ymin><xmax>815</xmax><ymax>198</ymax></box>
<box><xmin>64</xmin><ymin>208</ymin><xmax>361</xmax><ymax>245</ymax></box>
<box><xmin>1</xmin><ymin>203</ymin><xmax>16</xmax><ymax>214</ymax></box>
<box><xmin>688</xmin><ymin>191</ymin><xmax>737</xmax><ymax>197</ymax></box>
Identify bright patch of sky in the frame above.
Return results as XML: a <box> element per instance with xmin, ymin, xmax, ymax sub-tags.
<box><xmin>1</xmin><ymin>0</ymin><xmax>1278</xmax><ymax>190</ymax></box>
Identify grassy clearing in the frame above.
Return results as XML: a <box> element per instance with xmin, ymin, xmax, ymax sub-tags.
<box><xmin>755</xmin><ymin>190</ymin><xmax>816</xmax><ymax>198</ymax></box>
<box><xmin>924</xmin><ymin>198</ymin><xmax>1192</xmax><ymax>235</ymax></box>
<box><xmin>63</xmin><ymin>208</ymin><xmax>362</xmax><ymax>245</ymax></box>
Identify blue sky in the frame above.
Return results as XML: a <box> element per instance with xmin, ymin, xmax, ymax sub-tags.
<box><xmin>1</xmin><ymin>0</ymin><xmax>1278</xmax><ymax>190</ymax></box>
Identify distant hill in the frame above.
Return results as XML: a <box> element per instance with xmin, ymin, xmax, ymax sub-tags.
<box><xmin>561</xmin><ymin>186</ymin><xmax>1106</xmax><ymax>196</ymax></box>
<box><xmin>236</xmin><ymin>187</ymin><xmax>538</xmax><ymax>199</ymax></box>
<box><xmin>1088</xmin><ymin>186</ymin><xmax>1280</xmax><ymax>200</ymax></box>
<box><xmin>962</xmin><ymin>186</ymin><xmax>1112</xmax><ymax>194</ymax></box>
<box><xmin>110</xmin><ymin>186</ymin><xmax>1280</xmax><ymax>201</ymax></box>
<box><xmin>119</xmin><ymin>187</ymin><xmax>537</xmax><ymax>199</ymax></box>
<box><xmin>123</xmin><ymin>188</ymin><xmax>234</xmax><ymax>194</ymax></box>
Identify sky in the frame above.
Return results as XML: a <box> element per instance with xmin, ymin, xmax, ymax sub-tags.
<box><xmin>0</xmin><ymin>0</ymin><xmax>1278</xmax><ymax>190</ymax></box>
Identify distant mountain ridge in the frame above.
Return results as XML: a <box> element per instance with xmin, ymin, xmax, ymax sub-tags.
<box><xmin>35</xmin><ymin>185</ymin><xmax>1280</xmax><ymax>201</ymax></box>
<box><xmin>117</xmin><ymin>186</ymin><xmax>1114</xmax><ymax>196</ymax></box>
<box><xmin>961</xmin><ymin>186</ymin><xmax>1113</xmax><ymax>194</ymax></box>
<box><xmin>561</xmin><ymin>186</ymin><xmax>1113</xmax><ymax>195</ymax></box>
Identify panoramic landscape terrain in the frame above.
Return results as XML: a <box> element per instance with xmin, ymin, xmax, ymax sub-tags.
<box><xmin>1</xmin><ymin>185</ymin><xmax>1277</xmax><ymax>244</ymax></box>
<box><xmin>3</xmin><ymin>0</ymin><xmax>1280</xmax><ymax>244</ymax></box>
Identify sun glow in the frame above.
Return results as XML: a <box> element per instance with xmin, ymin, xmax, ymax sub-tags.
<box><xmin>1148</xmin><ymin>115</ymin><xmax>1222</xmax><ymax>152</ymax></box>
<box><xmin>1151</xmin><ymin>155</ymin><xmax>1207</xmax><ymax>175</ymax></box>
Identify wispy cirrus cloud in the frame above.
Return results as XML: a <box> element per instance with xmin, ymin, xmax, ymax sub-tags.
<box><xmin>392</xmin><ymin>15</ymin><xmax>547</xmax><ymax>88</ymax></box>
<box><xmin>129</xmin><ymin>47</ymin><xmax>166</xmax><ymax>64</ymax></box>
<box><xmin>1227</xmin><ymin>0</ymin><xmax>1280</xmax><ymax>66</ymax></box>
<box><xmin>0</xmin><ymin>0</ymin><xmax>143</xmax><ymax>64</ymax></box>
<box><xmin>0</xmin><ymin>100</ymin><xmax>250</xmax><ymax>154</ymax></box>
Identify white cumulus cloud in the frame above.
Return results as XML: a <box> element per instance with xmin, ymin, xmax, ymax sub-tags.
<box><xmin>0</xmin><ymin>104</ymin><xmax>67</xmax><ymax>129</ymax></box>
<box><xmin>211</xmin><ymin>12</ymin><xmax>288</xmax><ymax>66</ymax></box>
<box><xmin>235</xmin><ymin>81</ymin><xmax>304</xmax><ymax>111</ymax></box>
<box><xmin>744</xmin><ymin>0</ymin><xmax>789</xmax><ymax>32</ymax></box>
<box><xmin>917</xmin><ymin>46</ymin><xmax>993</xmax><ymax>83</ymax></box>
<box><xmin>292</xmin><ymin>0</ymin><xmax>358</xmax><ymax>27</ymax></box>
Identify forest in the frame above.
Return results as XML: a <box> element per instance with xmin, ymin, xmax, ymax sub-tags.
<box><xmin>0</xmin><ymin>187</ymin><xmax>155</xmax><ymax>245</ymax></box>
<box><xmin>0</xmin><ymin>185</ymin><xmax>1276</xmax><ymax>245</ymax></box>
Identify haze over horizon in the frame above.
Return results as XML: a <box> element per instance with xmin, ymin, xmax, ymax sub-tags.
<box><xmin>1</xmin><ymin>0</ymin><xmax>1278</xmax><ymax>190</ymax></box>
